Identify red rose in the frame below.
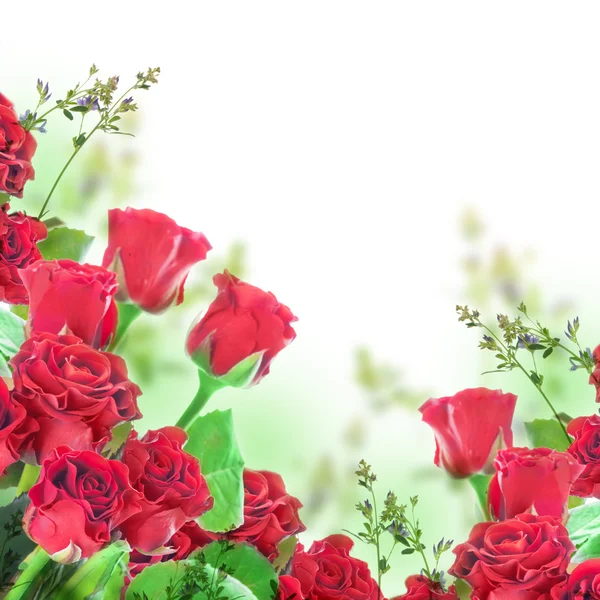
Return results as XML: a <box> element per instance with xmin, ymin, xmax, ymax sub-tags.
<box><xmin>23</xmin><ymin>446</ymin><xmax>142</xmax><ymax>562</ymax></box>
<box><xmin>0</xmin><ymin>377</ymin><xmax>37</xmax><ymax>473</ymax></box>
<box><xmin>20</xmin><ymin>259</ymin><xmax>119</xmax><ymax>348</ymax></box>
<box><xmin>0</xmin><ymin>204</ymin><xmax>47</xmax><ymax>304</ymax></box>
<box><xmin>488</xmin><ymin>447</ymin><xmax>583</xmax><ymax>521</ymax></box>
<box><xmin>419</xmin><ymin>388</ymin><xmax>517</xmax><ymax>478</ymax></box>
<box><xmin>554</xmin><ymin>559</ymin><xmax>600</xmax><ymax>599</ymax></box>
<box><xmin>119</xmin><ymin>426</ymin><xmax>213</xmax><ymax>553</ymax></box>
<box><xmin>278</xmin><ymin>575</ymin><xmax>304</xmax><ymax>600</ymax></box>
<box><xmin>449</xmin><ymin>513</ymin><xmax>573</xmax><ymax>599</ymax></box>
<box><xmin>186</xmin><ymin>271</ymin><xmax>297</xmax><ymax>386</ymax></box>
<box><xmin>216</xmin><ymin>469</ymin><xmax>306</xmax><ymax>560</ymax></box>
<box><xmin>390</xmin><ymin>575</ymin><xmax>458</xmax><ymax>599</ymax></box>
<box><xmin>567</xmin><ymin>415</ymin><xmax>600</xmax><ymax>498</ymax></box>
<box><xmin>0</xmin><ymin>94</ymin><xmax>36</xmax><ymax>198</ymax></box>
<box><xmin>290</xmin><ymin>534</ymin><xmax>381</xmax><ymax>600</ymax></box>
<box><xmin>128</xmin><ymin>521</ymin><xmax>213</xmax><ymax>579</ymax></box>
<box><xmin>10</xmin><ymin>332</ymin><xmax>142</xmax><ymax>464</ymax></box>
<box><xmin>487</xmin><ymin>591</ymin><xmax>559</xmax><ymax>600</ymax></box>
<box><xmin>102</xmin><ymin>207</ymin><xmax>211</xmax><ymax>314</ymax></box>
<box><xmin>589</xmin><ymin>345</ymin><xmax>600</xmax><ymax>402</ymax></box>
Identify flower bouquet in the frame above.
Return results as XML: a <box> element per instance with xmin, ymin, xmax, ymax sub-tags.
<box><xmin>3</xmin><ymin>64</ymin><xmax>600</xmax><ymax>600</ymax></box>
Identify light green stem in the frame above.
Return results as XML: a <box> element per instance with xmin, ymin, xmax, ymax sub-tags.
<box><xmin>176</xmin><ymin>371</ymin><xmax>223</xmax><ymax>430</ymax></box>
<box><xmin>16</xmin><ymin>464</ymin><xmax>41</xmax><ymax>496</ymax></box>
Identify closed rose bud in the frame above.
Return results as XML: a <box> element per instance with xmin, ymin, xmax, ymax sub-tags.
<box><xmin>102</xmin><ymin>207</ymin><xmax>211</xmax><ymax>314</ymax></box>
<box><xmin>0</xmin><ymin>203</ymin><xmax>47</xmax><ymax>305</ymax></box>
<box><xmin>19</xmin><ymin>259</ymin><xmax>118</xmax><ymax>349</ymax></box>
<box><xmin>0</xmin><ymin>94</ymin><xmax>36</xmax><ymax>198</ymax></box>
<box><xmin>186</xmin><ymin>270</ymin><xmax>297</xmax><ymax>388</ymax></box>
<box><xmin>419</xmin><ymin>388</ymin><xmax>517</xmax><ymax>478</ymax></box>
<box><xmin>488</xmin><ymin>447</ymin><xmax>583</xmax><ymax>521</ymax></box>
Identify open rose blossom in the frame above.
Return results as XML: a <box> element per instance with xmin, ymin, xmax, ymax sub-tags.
<box><xmin>23</xmin><ymin>446</ymin><xmax>142</xmax><ymax>563</ymax></box>
<box><xmin>20</xmin><ymin>259</ymin><xmax>119</xmax><ymax>348</ymax></box>
<box><xmin>0</xmin><ymin>94</ymin><xmax>36</xmax><ymax>197</ymax></box>
<box><xmin>10</xmin><ymin>332</ymin><xmax>142</xmax><ymax>465</ymax></box>
<box><xmin>488</xmin><ymin>447</ymin><xmax>584</xmax><ymax>521</ymax></box>
<box><xmin>449</xmin><ymin>513</ymin><xmax>573</xmax><ymax>599</ymax></box>
<box><xmin>419</xmin><ymin>388</ymin><xmax>517</xmax><ymax>478</ymax></box>
<box><xmin>128</xmin><ymin>521</ymin><xmax>213</xmax><ymax>580</ymax></box>
<box><xmin>391</xmin><ymin>575</ymin><xmax>458</xmax><ymax>599</ymax></box>
<box><xmin>552</xmin><ymin>558</ymin><xmax>600</xmax><ymax>599</ymax></box>
<box><xmin>102</xmin><ymin>207</ymin><xmax>211</xmax><ymax>314</ymax></box>
<box><xmin>0</xmin><ymin>377</ymin><xmax>37</xmax><ymax>474</ymax></box>
<box><xmin>0</xmin><ymin>204</ymin><xmax>47</xmax><ymax>304</ymax></box>
<box><xmin>588</xmin><ymin>345</ymin><xmax>600</xmax><ymax>403</ymax></box>
<box><xmin>186</xmin><ymin>271</ymin><xmax>297</xmax><ymax>387</ymax></box>
<box><xmin>119</xmin><ymin>426</ymin><xmax>213</xmax><ymax>553</ymax></box>
<box><xmin>289</xmin><ymin>534</ymin><xmax>381</xmax><ymax>600</ymax></box>
<box><xmin>278</xmin><ymin>575</ymin><xmax>304</xmax><ymax>600</ymax></box>
<box><xmin>219</xmin><ymin>468</ymin><xmax>305</xmax><ymax>560</ymax></box>
<box><xmin>567</xmin><ymin>414</ymin><xmax>600</xmax><ymax>498</ymax></box>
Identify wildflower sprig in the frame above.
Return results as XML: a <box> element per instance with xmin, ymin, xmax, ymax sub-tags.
<box><xmin>345</xmin><ymin>461</ymin><xmax>454</xmax><ymax>594</ymax></box>
<box><xmin>32</xmin><ymin>65</ymin><xmax>160</xmax><ymax>219</ymax></box>
<box><xmin>457</xmin><ymin>303</ymin><xmax>594</xmax><ymax>442</ymax></box>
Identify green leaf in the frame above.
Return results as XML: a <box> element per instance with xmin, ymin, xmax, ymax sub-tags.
<box><xmin>5</xmin><ymin>547</ymin><xmax>52</xmax><ymax>600</ymax></box>
<box><xmin>202</xmin><ymin>542</ymin><xmax>278</xmax><ymax>600</ymax></box>
<box><xmin>272</xmin><ymin>536</ymin><xmax>297</xmax><ymax>573</ymax></box>
<box><xmin>524</xmin><ymin>419</ymin><xmax>570</xmax><ymax>452</ymax></box>
<box><xmin>0</xmin><ymin>310</ymin><xmax>26</xmax><ymax>377</ymax></box>
<box><xmin>63</xmin><ymin>109</ymin><xmax>73</xmax><ymax>121</ymax></box>
<box><xmin>53</xmin><ymin>542</ymin><xmax>129</xmax><ymax>600</ymax></box>
<box><xmin>185</xmin><ymin>409</ymin><xmax>245</xmax><ymax>532</ymax></box>
<box><xmin>568</xmin><ymin>500</ymin><xmax>600</xmax><ymax>548</ymax></box>
<box><xmin>125</xmin><ymin>561</ymin><xmax>183</xmax><ymax>600</ymax></box>
<box><xmin>38</xmin><ymin>227</ymin><xmax>94</xmax><ymax>262</ymax></box>
<box><xmin>0</xmin><ymin>194</ymin><xmax>9</xmax><ymax>206</ymax></box>
<box><xmin>573</xmin><ymin>533</ymin><xmax>600</xmax><ymax>562</ymax></box>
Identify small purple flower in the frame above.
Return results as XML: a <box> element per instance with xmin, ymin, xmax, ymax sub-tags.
<box><xmin>517</xmin><ymin>333</ymin><xmax>540</xmax><ymax>349</ymax></box>
<box><xmin>76</xmin><ymin>96</ymin><xmax>100</xmax><ymax>111</ymax></box>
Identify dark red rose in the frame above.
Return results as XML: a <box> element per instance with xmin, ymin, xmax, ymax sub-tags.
<box><xmin>0</xmin><ymin>377</ymin><xmax>37</xmax><ymax>473</ymax></box>
<box><xmin>487</xmin><ymin>590</ymin><xmax>560</xmax><ymax>600</ymax></box>
<box><xmin>390</xmin><ymin>575</ymin><xmax>458</xmax><ymax>599</ymax></box>
<box><xmin>419</xmin><ymin>388</ymin><xmax>517</xmax><ymax>478</ymax></box>
<box><xmin>449</xmin><ymin>513</ymin><xmax>573</xmax><ymax>599</ymax></box>
<box><xmin>119</xmin><ymin>426</ymin><xmax>213</xmax><ymax>553</ymax></box>
<box><xmin>186</xmin><ymin>270</ymin><xmax>297</xmax><ymax>387</ymax></box>
<box><xmin>0</xmin><ymin>94</ymin><xmax>36</xmax><ymax>198</ymax></box>
<box><xmin>128</xmin><ymin>521</ymin><xmax>213</xmax><ymax>579</ymax></box>
<box><xmin>553</xmin><ymin>559</ymin><xmax>600</xmax><ymax>599</ymax></box>
<box><xmin>20</xmin><ymin>259</ymin><xmax>119</xmax><ymax>348</ymax></box>
<box><xmin>215</xmin><ymin>469</ymin><xmax>306</xmax><ymax>560</ymax></box>
<box><xmin>10</xmin><ymin>332</ymin><xmax>142</xmax><ymax>464</ymax></box>
<box><xmin>23</xmin><ymin>446</ymin><xmax>142</xmax><ymax>562</ymax></box>
<box><xmin>289</xmin><ymin>534</ymin><xmax>381</xmax><ymax>600</ymax></box>
<box><xmin>102</xmin><ymin>207</ymin><xmax>211</xmax><ymax>314</ymax></box>
<box><xmin>0</xmin><ymin>203</ymin><xmax>47</xmax><ymax>304</ymax></box>
<box><xmin>567</xmin><ymin>415</ymin><xmax>600</xmax><ymax>498</ymax></box>
<box><xmin>278</xmin><ymin>575</ymin><xmax>304</xmax><ymax>600</ymax></box>
<box><xmin>488</xmin><ymin>447</ymin><xmax>583</xmax><ymax>521</ymax></box>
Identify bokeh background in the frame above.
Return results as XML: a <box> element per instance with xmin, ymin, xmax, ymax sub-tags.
<box><xmin>5</xmin><ymin>2</ymin><xmax>600</xmax><ymax>595</ymax></box>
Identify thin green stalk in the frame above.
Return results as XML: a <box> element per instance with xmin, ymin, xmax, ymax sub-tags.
<box><xmin>176</xmin><ymin>371</ymin><xmax>223</xmax><ymax>430</ymax></box>
<box><xmin>371</xmin><ymin>488</ymin><xmax>383</xmax><ymax>596</ymax></box>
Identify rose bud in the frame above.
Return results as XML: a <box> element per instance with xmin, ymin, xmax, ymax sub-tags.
<box><xmin>588</xmin><ymin>345</ymin><xmax>600</xmax><ymax>403</ymax></box>
<box><xmin>449</xmin><ymin>513</ymin><xmax>573</xmax><ymax>599</ymax></box>
<box><xmin>186</xmin><ymin>270</ymin><xmax>297</xmax><ymax>389</ymax></box>
<box><xmin>0</xmin><ymin>204</ymin><xmax>47</xmax><ymax>304</ymax></box>
<box><xmin>102</xmin><ymin>207</ymin><xmax>211</xmax><ymax>314</ymax></box>
<box><xmin>119</xmin><ymin>426</ymin><xmax>213</xmax><ymax>553</ymax></box>
<box><xmin>277</xmin><ymin>575</ymin><xmax>304</xmax><ymax>600</ymax></box>
<box><xmin>0</xmin><ymin>94</ymin><xmax>36</xmax><ymax>198</ymax></box>
<box><xmin>289</xmin><ymin>534</ymin><xmax>381</xmax><ymax>600</ymax></box>
<box><xmin>10</xmin><ymin>332</ymin><xmax>142</xmax><ymax>465</ymax></box>
<box><xmin>391</xmin><ymin>575</ymin><xmax>458</xmax><ymax>599</ymax></box>
<box><xmin>19</xmin><ymin>259</ymin><xmax>119</xmax><ymax>348</ymax></box>
<box><xmin>488</xmin><ymin>447</ymin><xmax>584</xmax><ymax>521</ymax></box>
<box><xmin>419</xmin><ymin>388</ymin><xmax>517</xmax><ymax>478</ymax></box>
<box><xmin>210</xmin><ymin>468</ymin><xmax>306</xmax><ymax>560</ymax></box>
<box><xmin>567</xmin><ymin>414</ymin><xmax>600</xmax><ymax>498</ymax></box>
<box><xmin>0</xmin><ymin>377</ymin><xmax>37</xmax><ymax>474</ymax></box>
<box><xmin>23</xmin><ymin>446</ymin><xmax>142</xmax><ymax>563</ymax></box>
<box><xmin>554</xmin><ymin>559</ymin><xmax>600</xmax><ymax>599</ymax></box>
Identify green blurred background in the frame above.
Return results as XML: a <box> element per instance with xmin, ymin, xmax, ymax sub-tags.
<box><xmin>6</xmin><ymin>2</ymin><xmax>600</xmax><ymax>595</ymax></box>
